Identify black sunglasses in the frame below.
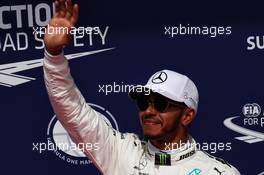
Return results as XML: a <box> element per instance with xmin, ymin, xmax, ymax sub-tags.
<box><xmin>135</xmin><ymin>95</ymin><xmax>187</xmax><ymax>112</ymax></box>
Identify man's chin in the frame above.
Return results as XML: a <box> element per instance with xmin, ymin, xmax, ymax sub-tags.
<box><xmin>141</xmin><ymin>124</ymin><xmax>164</xmax><ymax>140</ymax></box>
<box><xmin>143</xmin><ymin>132</ymin><xmax>164</xmax><ymax>140</ymax></box>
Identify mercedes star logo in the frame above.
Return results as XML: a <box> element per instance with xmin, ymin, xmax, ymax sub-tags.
<box><xmin>152</xmin><ymin>71</ymin><xmax>168</xmax><ymax>84</ymax></box>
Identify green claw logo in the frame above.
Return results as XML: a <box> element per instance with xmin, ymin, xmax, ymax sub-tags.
<box><xmin>159</xmin><ymin>153</ymin><xmax>167</xmax><ymax>165</ymax></box>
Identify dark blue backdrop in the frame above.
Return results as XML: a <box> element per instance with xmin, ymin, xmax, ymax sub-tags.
<box><xmin>1</xmin><ymin>0</ymin><xmax>263</xmax><ymax>174</ymax></box>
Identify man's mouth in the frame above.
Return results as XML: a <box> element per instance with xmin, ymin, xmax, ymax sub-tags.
<box><xmin>143</xmin><ymin>118</ymin><xmax>161</xmax><ymax>125</ymax></box>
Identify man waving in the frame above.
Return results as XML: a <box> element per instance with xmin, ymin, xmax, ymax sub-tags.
<box><xmin>43</xmin><ymin>0</ymin><xmax>241</xmax><ymax>174</ymax></box>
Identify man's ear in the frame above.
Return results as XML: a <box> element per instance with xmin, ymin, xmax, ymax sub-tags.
<box><xmin>181</xmin><ymin>108</ymin><xmax>195</xmax><ymax>126</ymax></box>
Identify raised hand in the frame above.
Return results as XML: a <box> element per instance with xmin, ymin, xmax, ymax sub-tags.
<box><xmin>44</xmin><ymin>0</ymin><xmax>79</xmax><ymax>55</ymax></box>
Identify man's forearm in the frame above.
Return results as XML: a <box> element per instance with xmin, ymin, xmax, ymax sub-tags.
<box><xmin>43</xmin><ymin>50</ymin><xmax>119</xmax><ymax>174</ymax></box>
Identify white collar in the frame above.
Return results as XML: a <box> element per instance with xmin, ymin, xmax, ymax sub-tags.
<box><xmin>146</xmin><ymin>135</ymin><xmax>197</xmax><ymax>165</ymax></box>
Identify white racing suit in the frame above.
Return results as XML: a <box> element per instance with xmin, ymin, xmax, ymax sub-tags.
<box><xmin>43</xmin><ymin>51</ymin><xmax>241</xmax><ymax>175</ymax></box>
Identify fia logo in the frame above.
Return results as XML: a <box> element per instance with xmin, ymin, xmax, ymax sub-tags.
<box><xmin>242</xmin><ymin>103</ymin><xmax>261</xmax><ymax>117</ymax></box>
<box><xmin>242</xmin><ymin>103</ymin><xmax>264</xmax><ymax>127</ymax></box>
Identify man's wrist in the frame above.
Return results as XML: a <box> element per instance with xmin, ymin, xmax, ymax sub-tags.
<box><xmin>44</xmin><ymin>49</ymin><xmax>66</xmax><ymax>66</ymax></box>
<box><xmin>45</xmin><ymin>47</ymin><xmax>63</xmax><ymax>56</ymax></box>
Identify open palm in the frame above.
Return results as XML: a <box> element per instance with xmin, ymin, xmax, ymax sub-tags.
<box><xmin>44</xmin><ymin>0</ymin><xmax>79</xmax><ymax>55</ymax></box>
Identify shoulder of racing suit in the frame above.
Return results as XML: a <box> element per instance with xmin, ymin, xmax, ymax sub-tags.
<box><xmin>193</xmin><ymin>151</ymin><xmax>241</xmax><ymax>175</ymax></box>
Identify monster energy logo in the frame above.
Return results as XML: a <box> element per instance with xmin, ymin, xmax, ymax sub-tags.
<box><xmin>155</xmin><ymin>153</ymin><xmax>171</xmax><ymax>166</ymax></box>
<box><xmin>159</xmin><ymin>154</ymin><xmax>167</xmax><ymax>164</ymax></box>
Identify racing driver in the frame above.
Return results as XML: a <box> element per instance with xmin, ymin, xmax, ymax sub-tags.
<box><xmin>43</xmin><ymin>0</ymin><xmax>241</xmax><ymax>174</ymax></box>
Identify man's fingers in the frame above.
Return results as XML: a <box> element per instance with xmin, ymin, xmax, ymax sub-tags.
<box><xmin>70</xmin><ymin>4</ymin><xmax>79</xmax><ymax>25</ymax></box>
<box><xmin>65</xmin><ymin>0</ymin><xmax>73</xmax><ymax>19</ymax></box>
<box><xmin>66</xmin><ymin>0</ymin><xmax>73</xmax><ymax>15</ymax></box>
<box><xmin>59</xmin><ymin>0</ymin><xmax>66</xmax><ymax>17</ymax></box>
<box><xmin>60</xmin><ymin>0</ymin><xmax>66</xmax><ymax>11</ymax></box>
<box><xmin>54</xmin><ymin>0</ymin><xmax>60</xmax><ymax>17</ymax></box>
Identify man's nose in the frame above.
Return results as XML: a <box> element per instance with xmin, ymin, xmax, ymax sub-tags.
<box><xmin>145</xmin><ymin>103</ymin><xmax>157</xmax><ymax>114</ymax></box>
